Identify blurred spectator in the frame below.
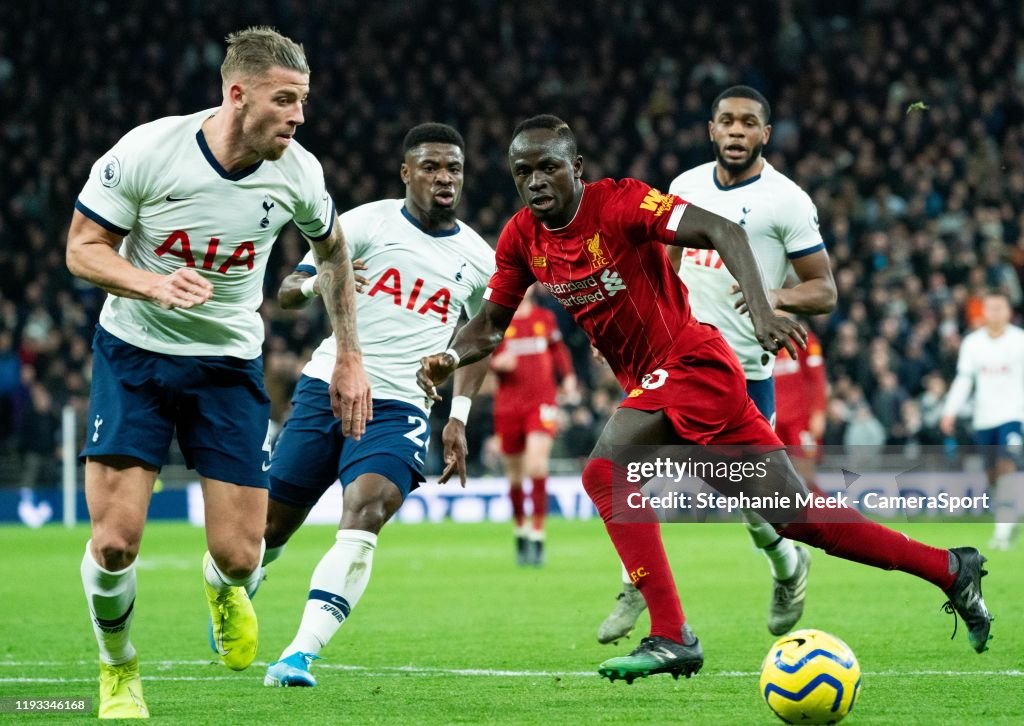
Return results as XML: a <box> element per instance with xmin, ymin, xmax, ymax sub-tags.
<box><xmin>19</xmin><ymin>382</ymin><xmax>59</xmax><ymax>487</ymax></box>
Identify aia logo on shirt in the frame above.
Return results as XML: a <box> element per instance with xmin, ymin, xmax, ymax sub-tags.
<box><xmin>584</xmin><ymin>232</ymin><xmax>608</xmax><ymax>268</ymax></box>
<box><xmin>154</xmin><ymin>230</ymin><xmax>255</xmax><ymax>274</ymax></box>
<box><xmin>367</xmin><ymin>267</ymin><xmax>451</xmax><ymax>322</ymax></box>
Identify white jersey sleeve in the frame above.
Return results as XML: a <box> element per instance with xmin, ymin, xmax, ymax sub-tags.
<box><xmin>776</xmin><ymin>187</ymin><xmax>824</xmax><ymax>259</ymax></box>
<box><xmin>291</xmin><ymin>167</ymin><xmax>336</xmax><ymax>243</ymax></box>
<box><xmin>77</xmin><ymin>127</ymin><xmax>151</xmax><ymax>235</ymax></box>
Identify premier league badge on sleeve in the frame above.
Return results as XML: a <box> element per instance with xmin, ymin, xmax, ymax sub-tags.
<box><xmin>101</xmin><ymin>156</ymin><xmax>121</xmax><ymax>188</ymax></box>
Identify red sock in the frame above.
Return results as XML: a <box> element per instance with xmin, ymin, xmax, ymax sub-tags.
<box><xmin>582</xmin><ymin>457</ymin><xmax>684</xmax><ymax>641</ymax></box>
<box><xmin>509</xmin><ymin>485</ymin><xmax>526</xmax><ymax>528</ymax></box>
<box><xmin>530</xmin><ymin>477</ymin><xmax>547</xmax><ymax>531</ymax></box>
<box><xmin>779</xmin><ymin>505</ymin><xmax>955</xmax><ymax>590</ymax></box>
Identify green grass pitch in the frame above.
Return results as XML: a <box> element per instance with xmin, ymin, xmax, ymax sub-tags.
<box><xmin>1</xmin><ymin>519</ymin><xmax>1021</xmax><ymax>723</ymax></box>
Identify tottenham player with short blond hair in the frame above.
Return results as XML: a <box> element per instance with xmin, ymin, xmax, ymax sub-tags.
<box><xmin>598</xmin><ymin>86</ymin><xmax>836</xmax><ymax>645</ymax></box>
<box><xmin>66</xmin><ymin>26</ymin><xmax>369</xmax><ymax>718</ymax></box>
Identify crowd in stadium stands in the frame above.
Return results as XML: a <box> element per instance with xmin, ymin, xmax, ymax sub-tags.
<box><xmin>1</xmin><ymin>0</ymin><xmax>1022</xmax><ymax>483</ymax></box>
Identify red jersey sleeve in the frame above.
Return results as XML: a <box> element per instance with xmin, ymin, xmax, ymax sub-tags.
<box><xmin>606</xmin><ymin>178</ymin><xmax>688</xmax><ymax>247</ymax></box>
<box><xmin>545</xmin><ymin>312</ymin><xmax>574</xmax><ymax>379</ymax></box>
<box><xmin>484</xmin><ymin>217</ymin><xmax>535</xmax><ymax>310</ymax></box>
<box><xmin>802</xmin><ymin>335</ymin><xmax>828</xmax><ymax>412</ymax></box>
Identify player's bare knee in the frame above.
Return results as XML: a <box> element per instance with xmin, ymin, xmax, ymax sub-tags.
<box><xmin>341</xmin><ymin>499</ymin><xmax>394</xmax><ymax>533</ymax></box>
<box><xmin>212</xmin><ymin>548</ymin><xmax>260</xmax><ymax>580</ymax></box>
<box><xmin>92</xmin><ymin>535</ymin><xmax>140</xmax><ymax>571</ymax></box>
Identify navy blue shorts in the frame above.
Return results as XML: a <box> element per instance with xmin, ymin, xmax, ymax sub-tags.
<box><xmin>974</xmin><ymin>421</ymin><xmax>1023</xmax><ymax>468</ymax></box>
<box><xmin>746</xmin><ymin>377</ymin><xmax>776</xmax><ymax>428</ymax></box>
<box><xmin>81</xmin><ymin>326</ymin><xmax>272</xmax><ymax>488</ymax></box>
<box><xmin>269</xmin><ymin>375</ymin><xmax>429</xmax><ymax>508</ymax></box>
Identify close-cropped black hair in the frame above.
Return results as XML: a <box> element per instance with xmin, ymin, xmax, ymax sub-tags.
<box><xmin>511</xmin><ymin>114</ymin><xmax>577</xmax><ymax>156</ymax></box>
<box><xmin>403</xmin><ymin>123</ymin><xmax>465</xmax><ymax>153</ymax></box>
<box><xmin>711</xmin><ymin>85</ymin><xmax>771</xmax><ymax>123</ymax></box>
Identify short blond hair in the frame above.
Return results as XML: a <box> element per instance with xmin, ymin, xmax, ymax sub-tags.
<box><xmin>221</xmin><ymin>26</ymin><xmax>309</xmax><ymax>85</ymax></box>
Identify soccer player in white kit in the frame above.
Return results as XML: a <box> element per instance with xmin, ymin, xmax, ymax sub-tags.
<box><xmin>597</xmin><ymin>86</ymin><xmax>837</xmax><ymax>644</ymax></box>
<box><xmin>260</xmin><ymin>124</ymin><xmax>496</xmax><ymax>688</ymax></box>
<box><xmin>941</xmin><ymin>290</ymin><xmax>1024</xmax><ymax>550</ymax></box>
<box><xmin>66</xmin><ymin>27</ymin><xmax>369</xmax><ymax>718</ymax></box>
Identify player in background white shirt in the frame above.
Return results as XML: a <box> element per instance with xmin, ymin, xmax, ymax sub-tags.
<box><xmin>598</xmin><ymin>86</ymin><xmax>837</xmax><ymax>645</ymax></box>
<box><xmin>65</xmin><ymin>28</ymin><xmax>369</xmax><ymax>718</ymax></box>
<box><xmin>260</xmin><ymin>124</ymin><xmax>495</xmax><ymax>688</ymax></box>
<box><xmin>941</xmin><ymin>290</ymin><xmax>1024</xmax><ymax>550</ymax></box>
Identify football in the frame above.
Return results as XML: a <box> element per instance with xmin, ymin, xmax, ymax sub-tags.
<box><xmin>760</xmin><ymin>628</ymin><xmax>862</xmax><ymax>724</ymax></box>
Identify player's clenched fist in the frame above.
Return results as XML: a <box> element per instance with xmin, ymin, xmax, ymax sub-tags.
<box><xmin>417</xmin><ymin>352</ymin><xmax>458</xmax><ymax>401</ymax></box>
<box><xmin>152</xmin><ymin>268</ymin><xmax>214</xmax><ymax>310</ymax></box>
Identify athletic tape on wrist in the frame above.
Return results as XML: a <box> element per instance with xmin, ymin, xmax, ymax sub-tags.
<box><xmin>300</xmin><ymin>274</ymin><xmax>319</xmax><ymax>298</ymax></box>
<box><xmin>449</xmin><ymin>395</ymin><xmax>472</xmax><ymax>424</ymax></box>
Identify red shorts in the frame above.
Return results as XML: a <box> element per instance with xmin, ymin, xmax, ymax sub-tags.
<box><xmin>494</xmin><ymin>402</ymin><xmax>558</xmax><ymax>455</ymax></box>
<box><xmin>619</xmin><ymin>336</ymin><xmax>782</xmax><ymax>448</ymax></box>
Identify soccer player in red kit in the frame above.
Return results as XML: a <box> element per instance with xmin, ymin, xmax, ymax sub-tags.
<box><xmin>774</xmin><ymin>327</ymin><xmax>827</xmax><ymax>487</ymax></box>
<box><xmin>418</xmin><ymin>115</ymin><xmax>993</xmax><ymax>681</ymax></box>
<box><xmin>492</xmin><ymin>285</ymin><xmax>577</xmax><ymax>566</ymax></box>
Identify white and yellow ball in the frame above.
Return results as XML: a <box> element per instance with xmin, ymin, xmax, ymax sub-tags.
<box><xmin>760</xmin><ymin>628</ymin><xmax>862</xmax><ymax>724</ymax></box>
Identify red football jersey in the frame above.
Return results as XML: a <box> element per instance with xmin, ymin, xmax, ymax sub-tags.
<box><xmin>773</xmin><ymin>330</ymin><xmax>827</xmax><ymax>429</ymax></box>
<box><xmin>485</xmin><ymin>178</ymin><xmax>722</xmax><ymax>392</ymax></box>
<box><xmin>492</xmin><ymin>305</ymin><xmax>573</xmax><ymax>413</ymax></box>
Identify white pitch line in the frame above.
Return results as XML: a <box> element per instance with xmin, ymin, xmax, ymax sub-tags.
<box><xmin>0</xmin><ymin>662</ymin><xmax>1022</xmax><ymax>681</ymax></box>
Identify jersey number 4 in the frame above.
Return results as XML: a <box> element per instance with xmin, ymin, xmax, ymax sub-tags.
<box><xmin>154</xmin><ymin>230</ymin><xmax>255</xmax><ymax>274</ymax></box>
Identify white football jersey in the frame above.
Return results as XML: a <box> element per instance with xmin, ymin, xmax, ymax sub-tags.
<box><xmin>943</xmin><ymin>325</ymin><xmax>1024</xmax><ymax>430</ymax></box>
<box><xmin>77</xmin><ymin>109</ymin><xmax>335</xmax><ymax>359</ymax></box>
<box><xmin>669</xmin><ymin>161</ymin><xmax>823</xmax><ymax>380</ymax></box>
<box><xmin>301</xmin><ymin>200</ymin><xmax>495</xmax><ymax>411</ymax></box>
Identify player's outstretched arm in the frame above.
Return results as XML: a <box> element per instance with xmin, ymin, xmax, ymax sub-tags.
<box><xmin>309</xmin><ymin>221</ymin><xmax>372</xmax><ymax>438</ymax></box>
<box><xmin>417</xmin><ymin>300</ymin><xmax>516</xmax><ymax>401</ymax></box>
<box><xmin>66</xmin><ymin>211</ymin><xmax>213</xmax><ymax>309</ymax></box>
<box><xmin>278</xmin><ymin>259</ymin><xmax>369</xmax><ymax>310</ymax></box>
<box><xmin>671</xmin><ymin>204</ymin><xmax>806</xmax><ymax>358</ymax></box>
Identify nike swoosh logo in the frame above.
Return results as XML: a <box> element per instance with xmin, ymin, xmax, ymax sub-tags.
<box><xmin>166</xmin><ymin>194</ymin><xmax>191</xmax><ymax>202</ymax></box>
<box><xmin>261</xmin><ymin>461</ymin><xmax>272</xmax><ymax>472</ymax></box>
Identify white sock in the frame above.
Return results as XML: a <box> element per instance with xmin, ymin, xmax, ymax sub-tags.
<box><xmin>528</xmin><ymin>529</ymin><xmax>545</xmax><ymax>542</ymax></box>
<box><xmin>993</xmin><ymin>521</ymin><xmax>1016</xmax><ymax>542</ymax></box>
<box><xmin>620</xmin><ymin>562</ymin><xmax>632</xmax><ymax>588</ymax></box>
<box><xmin>264</xmin><ymin>544</ymin><xmax>286</xmax><ymax>566</ymax></box>
<box><xmin>81</xmin><ymin>541</ymin><xmax>137</xmax><ymax>666</ymax></box>
<box><xmin>280</xmin><ymin>529</ymin><xmax>377</xmax><ymax>659</ymax></box>
<box><xmin>745</xmin><ymin>517</ymin><xmax>799</xmax><ymax>580</ymax></box>
<box><xmin>204</xmin><ymin>547</ymin><xmax>262</xmax><ymax>596</ymax></box>
<box><xmin>993</xmin><ymin>472</ymin><xmax>1022</xmax><ymax>525</ymax></box>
